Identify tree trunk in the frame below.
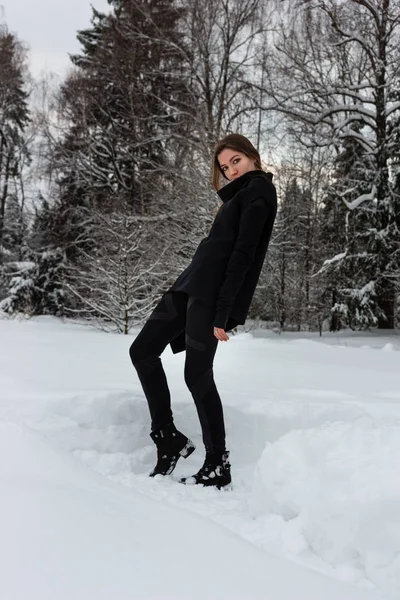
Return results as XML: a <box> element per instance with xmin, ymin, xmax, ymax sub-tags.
<box><xmin>330</xmin><ymin>289</ymin><xmax>341</xmax><ymax>332</ymax></box>
<box><xmin>377</xmin><ymin>284</ymin><xmax>395</xmax><ymax>329</ymax></box>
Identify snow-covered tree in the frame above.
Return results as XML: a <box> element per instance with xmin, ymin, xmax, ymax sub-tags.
<box><xmin>266</xmin><ymin>170</ymin><xmax>317</xmax><ymax>330</ymax></box>
<box><xmin>63</xmin><ymin>207</ymin><xmax>175</xmax><ymax>332</ymax></box>
<box><xmin>262</xmin><ymin>0</ymin><xmax>400</xmax><ymax>328</ymax></box>
<box><xmin>0</xmin><ymin>28</ymin><xmax>30</xmax><ymax>262</ymax></box>
<box><xmin>40</xmin><ymin>1</ymin><xmax>196</xmax><ymax>321</ymax></box>
<box><xmin>37</xmin><ymin>0</ymin><xmax>268</xmax><ymax>330</ymax></box>
<box><xmin>180</xmin><ymin>0</ymin><xmax>264</xmax><ymax>152</ymax></box>
<box><xmin>316</xmin><ymin>126</ymin><xmax>378</xmax><ymax>329</ymax></box>
<box><xmin>0</xmin><ymin>249</ymin><xmax>65</xmax><ymax>316</ymax></box>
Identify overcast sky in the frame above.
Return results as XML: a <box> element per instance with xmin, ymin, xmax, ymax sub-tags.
<box><xmin>2</xmin><ymin>0</ymin><xmax>110</xmax><ymax>78</ymax></box>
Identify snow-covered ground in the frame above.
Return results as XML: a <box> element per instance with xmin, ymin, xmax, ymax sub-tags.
<box><xmin>1</xmin><ymin>315</ymin><xmax>399</xmax><ymax>599</ymax></box>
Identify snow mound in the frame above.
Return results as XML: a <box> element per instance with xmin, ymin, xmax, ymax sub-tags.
<box><xmin>0</xmin><ymin>421</ymin><xmax>383</xmax><ymax>600</ymax></box>
<box><xmin>381</xmin><ymin>343</ymin><xmax>396</xmax><ymax>352</ymax></box>
<box><xmin>250</xmin><ymin>419</ymin><xmax>400</xmax><ymax>598</ymax></box>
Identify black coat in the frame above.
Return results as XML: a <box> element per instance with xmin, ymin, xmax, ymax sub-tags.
<box><xmin>165</xmin><ymin>169</ymin><xmax>277</xmax><ymax>354</ymax></box>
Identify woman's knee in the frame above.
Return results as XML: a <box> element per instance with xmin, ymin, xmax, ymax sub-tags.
<box><xmin>129</xmin><ymin>331</ymin><xmax>165</xmax><ymax>369</ymax></box>
<box><xmin>184</xmin><ymin>363</ymin><xmax>213</xmax><ymax>397</ymax></box>
<box><xmin>129</xmin><ymin>340</ymin><xmax>160</xmax><ymax>385</ymax></box>
<box><xmin>129</xmin><ymin>338</ymin><xmax>145</xmax><ymax>366</ymax></box>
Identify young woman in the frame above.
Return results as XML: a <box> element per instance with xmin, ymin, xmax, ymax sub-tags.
<box><xmin>129</xmin><ymin>133</ymin><xmax>277</xmax><ymax>490</ymax></box>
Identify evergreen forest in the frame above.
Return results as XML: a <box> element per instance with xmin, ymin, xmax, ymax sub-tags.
<box><xmin>1</xmin><ymin>0</ymin><xmax>400</xmax><ymax>334</ymax></box>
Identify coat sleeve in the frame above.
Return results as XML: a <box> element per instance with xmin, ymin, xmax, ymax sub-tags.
<box><xmin>213</xmin><ymin>196</ymin><xmax>270</xmax><ymax>329</ymax></box>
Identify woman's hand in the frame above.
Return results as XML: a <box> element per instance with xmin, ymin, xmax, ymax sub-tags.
<box><xmin>214</xmin><ymin>327</ymin><xmax>229</xmax><ymax>342</ymax></box>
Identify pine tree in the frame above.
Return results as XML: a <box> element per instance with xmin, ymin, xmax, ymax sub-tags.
<box><xmin>270</xmin><ymin>174</ymin><xmax>316</xmax><ymax>330</ymax></box>
<box><xmin>263</xmin><ymin>0</ymin><xmax>400</xmax><ymax>328</ymax></box>
<box><xmin>317</xmin><ymin>127</ymin><xmax>378</xmax><ymax>329</ymax></box>
<box><xmin>0</xmin><ymin>248</ymin><xmax>64</xmax><ymax>316</ymax></box>
<box><xmin>62</xmin><ymin>0</ymin><xmax>191</xmax><ymax>214</ymax></box>
<box><xmin>45</xmin><ymin>0</ymin><xmax>197</xmax><ymax>326</ymax></box>
<box><xmin>0</xmin><ymin>28</ymin><xmax>30</xmax><ymax>262</ymax></box>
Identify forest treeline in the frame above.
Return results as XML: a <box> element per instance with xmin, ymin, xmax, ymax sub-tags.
<box><xmin>1</xmin><ymin>0</ymin><xmax>400</xmax><ymax>334</ymax></box>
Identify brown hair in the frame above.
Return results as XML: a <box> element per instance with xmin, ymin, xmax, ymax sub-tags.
<box><xmin>212</xmin><ymin>133</ymin><xmax>262</xmax><ymax>191</ymax></box>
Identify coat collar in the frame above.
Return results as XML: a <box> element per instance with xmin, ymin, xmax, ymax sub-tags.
<box><xmin>217</xmin><ymin>169</ymin><xmax>273</xmax><ymax>204</ymax></box>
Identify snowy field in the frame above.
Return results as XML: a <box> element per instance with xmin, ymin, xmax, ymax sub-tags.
<box><xmin>1</xmin><ymin>315</ymin><xmax>399</xmax><ymax>599</ymax></box>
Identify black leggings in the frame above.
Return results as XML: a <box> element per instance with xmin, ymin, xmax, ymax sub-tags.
<box><xmin>129</xmin><ymin>292</ymin><xmax>226</xmax><ymax>452</ymax></box>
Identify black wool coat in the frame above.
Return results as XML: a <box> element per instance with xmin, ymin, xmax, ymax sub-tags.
<box><xmin>165</xmin><ymin>169</ymin><xmax>277</xmax><ymax>354</ymax></box>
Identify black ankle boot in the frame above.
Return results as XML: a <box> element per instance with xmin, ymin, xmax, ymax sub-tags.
<box><xmin>149</xmin><ymin>422</ymin><xmax>195</xmax><ymax>477</ymax></box>
<box><xmin>179</xmin><ymin>450</ymin><xmax>232</xmax><ymax>489</ymax></box>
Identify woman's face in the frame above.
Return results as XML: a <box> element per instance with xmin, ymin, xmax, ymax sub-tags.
<box><xmin>218</xmin><ymin>148</ymin><xmax>257</xmax><ymax>181</ymax></box>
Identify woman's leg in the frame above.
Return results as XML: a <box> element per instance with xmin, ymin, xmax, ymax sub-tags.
<box><xmin>183</xmin><ymin>296</ymin><xmax>226</xmax><ymax>453</ymax></box>
<box><xmin>129</xmin><ymin>291</ymin><xmax>187</xmax><ymax>431</ymax></box>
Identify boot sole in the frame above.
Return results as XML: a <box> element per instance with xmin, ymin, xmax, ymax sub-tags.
<box><xmin>178</xmin><ymin>474</ymin><xmax>232</xmax><ymax>490</ymax></box>
<box><xmin>178</xmin><ymin>479</ymin><xmax>233</xmax><ymax>491</ymax></box>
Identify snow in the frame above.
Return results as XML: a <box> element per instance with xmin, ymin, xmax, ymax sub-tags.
<box><xmin>321</xmin><ymin>251</ymin><xmax>346</xmax><ymax>268</ymax></box>
<box><xmin>341</xmin><ymin>185</ymin><xmax>377</xmax><ymax>211</ymax></box>
<box><xmin>251</xmin><ymin>421</ymin><xmax>400</xmax><ymax>593</ymax></box>
<box><xmin>1</xmin><ymin>315</ymin><xmax>399</xmax><ymax>599</ymax></box>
